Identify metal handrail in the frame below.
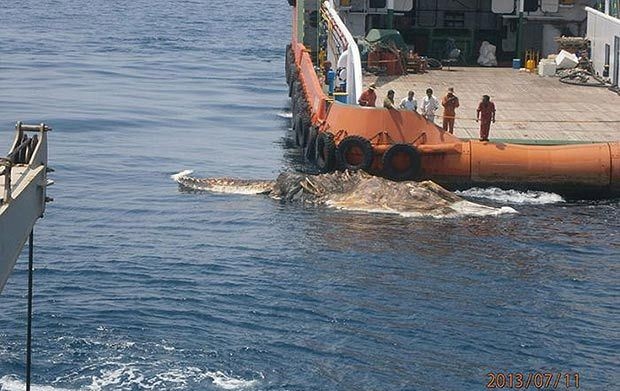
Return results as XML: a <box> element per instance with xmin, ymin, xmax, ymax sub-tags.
<box><xmin>1</xmin><ymin>158</ymin><xmax>12</xmax><ymax>204</ymax></box>
<box><xmin>1</xmin><ymin>122</ymin><xmax>51</xmax><ymax>205</ymax></box>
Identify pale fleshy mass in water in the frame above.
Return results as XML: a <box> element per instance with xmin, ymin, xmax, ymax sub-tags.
<box><xmin>172</xmin><ymin>170</ymin><xmax>517</xmax><ymax>218</ymax></box>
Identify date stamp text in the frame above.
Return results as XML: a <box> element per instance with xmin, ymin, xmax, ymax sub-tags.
<box><xmin>486</xmin><ymin>372</ymin><xmax>580</xmax><ymax>389</ymax></box>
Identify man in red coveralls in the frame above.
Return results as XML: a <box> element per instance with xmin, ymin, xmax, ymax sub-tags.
<box><xmin>441</xmin><ymin>87</ymin><xmax>459</xmax><ymax>133</ymax></box>
<box><xmin>476</xmin><ymin>95</ymin><xmax>495</xmax><ymax>142</ymax></box>
<box><xmin>358</xmin><ymin>83</ymin><xmax>377</xmax><ymax>107</ymax></box>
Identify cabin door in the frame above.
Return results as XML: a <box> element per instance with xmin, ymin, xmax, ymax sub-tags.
<box><xmin>614</xmin><ymin>36</ymin><xmax>620</xmax><ymax>87</ymax></box>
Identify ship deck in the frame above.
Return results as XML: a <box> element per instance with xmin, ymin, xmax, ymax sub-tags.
<box><xmin>0</xmin><ymin>166</ymin><xmax>28</xmax><ymax>199</ymax></box>
<box><xmin>364</xmin><ymin>67</ymin><xmax>620</xmax><ymax>143</ymax></box>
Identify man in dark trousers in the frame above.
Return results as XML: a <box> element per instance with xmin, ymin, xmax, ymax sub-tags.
<box><xmin>476</xmin><ymin>95</ymin><xmax>496</xmax><ymax>142</ymax></box>
<box><xmin>441</xmin><ymin>87</ymin><xmax>459</xmax><ymax>134</ymax></box>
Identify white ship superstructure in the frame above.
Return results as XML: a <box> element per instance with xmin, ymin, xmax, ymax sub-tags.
<box><xmin>586</xmin><ymin>2</ymin><xmax>620</xmax><ymax>85</ymax></box>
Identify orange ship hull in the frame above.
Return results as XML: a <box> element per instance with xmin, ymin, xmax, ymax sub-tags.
<box><xmin>286</xmin><ymin>39</ymin><xmax>620</xmax><ymax>198</ymax></box>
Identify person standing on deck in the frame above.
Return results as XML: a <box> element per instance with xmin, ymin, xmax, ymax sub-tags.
<box><xmin>399</xmin><ymin>90</ymin><xmax>417</xmax><ymax>112</ymax></box>
<box><xmin>358</xmin><ymin>84</ymin><xmax>377</xmax><ymax>107</ymax></box>
<box><xmin>441</xmin><ymin>87</ymin><xmax>459</xmax><ymax>134</ymax></box>
<box><xmin>322</xmin><ymin>61</ymin><xmax>335</xmax><ymax>95</ymax></box>
<box><xmin>383</xmin><ymin>90</ymin><xmax>396</xmax><ymax>109</ymax></box>
<box><xmin>476</xmin><ymin>95</ymin><xmax>496</xmax><ymax>142</ymax></box>
<box><xmin>421</xmin><ymin>88</ymin><xmax>439</xmax><ymax>123</ymax></box>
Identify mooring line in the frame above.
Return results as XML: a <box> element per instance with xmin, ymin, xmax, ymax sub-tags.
<box><xmin>26</xmin><ymin>230</ymin><xmax>34</xmax><ymax>391</ymax></box>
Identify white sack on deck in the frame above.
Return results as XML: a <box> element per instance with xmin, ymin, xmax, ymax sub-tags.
<box><xmin>477</xmin><ymin>41</ymin><xmax>497</xmax><ymax>67</ymax></box>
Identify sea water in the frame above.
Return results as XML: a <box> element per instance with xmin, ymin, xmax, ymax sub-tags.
<box><xmin>0</xmin><ymin>1</ymin><xmax>618</xmax><ymax>390</ymax></box>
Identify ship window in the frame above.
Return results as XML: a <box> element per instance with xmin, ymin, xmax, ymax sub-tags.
<box><xmin>369</xmin><ymin>0</ymin><xmax>387</xmax><ymax>8</ymax></box>
<box><xmin>394</xmin><ymin>0</ymin><xmax>414</xmax><ymax>11</ymax></box>
<box><xmin>524</xmin><ymin>0</ymin><xmax>538</xmax><ymax>12</ymax></box>
<box><xmin>611</xmin><ymin>0</ymin><xmax>620</xmax><ymax>18</ymax></box>
<box><xmin>492</xmin><ymin>0</ymin><xmax>514</xmax><ymax>13</ymax></box>
<box><xmin>605</xmin><ymin>44</ymin><xmax>610</xmax><ymax>67</ymax></box>
<box><xmin>541</xmin><ymin>0</ymin><xmax>559</xmax><ymax>13</ymax></box>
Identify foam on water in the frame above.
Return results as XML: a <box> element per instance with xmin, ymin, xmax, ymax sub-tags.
<box><xmin>276</xmin><ymin>111</ymin><xmax>292</xmax><ymax>119</ymax></box>
<box><xmin>86</xmin><ymin>363</ymin><xmax>145</xmax><ymax>390</ymax></box>
<box><xmin>206</xmin><ymin>371</ymin><xmax>262</xmax><ymax>390</ymax></box>
<box><xmin>81</xmin><ymin>363</ymin><xmax>209</xmax><ymax>390</ymax></box>
<box><xmin>170</xmin><ymin>170</ymin><xmax>194</xmax><ymax>182</ymax></box>
<box><xmin>456</xmin><ymin>187</ymin><xmax>565</xmax><ymax>204</ymax></box>
<box><xmin>0</xmin><ymin>375</ymin><xmax>74</xmax><ymax>391</ymax></box>
<box><xmin>0</xmin><ymin>365</ymin><xmax>262</xmax><ymax>390</ymax></box>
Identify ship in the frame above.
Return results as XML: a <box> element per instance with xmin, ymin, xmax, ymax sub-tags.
<box><xmin>0</xmin><ymin>122</ymin><xmax>51</xmax><ymax>293</ymax></box>
<box><xmin>285</xmin><ymin>0</ymin><xmax>620</xmax><ymax>198</ymax></box>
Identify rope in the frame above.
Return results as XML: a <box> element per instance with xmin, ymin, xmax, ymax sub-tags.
<box><xmin>26</xmin><ymin>230</ymin><xmax>34</xmax><ymax>391</ymax></box>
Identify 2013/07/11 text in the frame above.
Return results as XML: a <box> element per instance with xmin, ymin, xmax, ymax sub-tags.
<box><xmin>486</xmin><ymin>372</ymin><xmax>580</xmax><ymax>389</ymax></box>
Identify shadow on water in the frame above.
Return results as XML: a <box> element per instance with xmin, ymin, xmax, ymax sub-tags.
<box><xmin>274</xmin><ymin>105</ymin><xmax>320</xmax><ymax>175</ymax></box>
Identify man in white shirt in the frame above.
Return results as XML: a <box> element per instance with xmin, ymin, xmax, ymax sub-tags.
<box><xmin>399</xmin><ymin>90</ymin><xmax>417</xmax><ymax>112</ymax></box>
<box><xmin>421</xmin><ymin>88</ymin><xmax>439</xmax><ymax>123</ymax></box>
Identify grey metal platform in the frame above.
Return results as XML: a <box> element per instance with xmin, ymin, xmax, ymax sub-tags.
<box><xmin>0</xmin><ymin>123</ymin><xmax>50</xmax><ymax>293</ymax></box>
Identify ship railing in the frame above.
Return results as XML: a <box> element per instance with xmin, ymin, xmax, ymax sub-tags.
<box><xmin>321</xmin><ymin>0</ymin><xmax>363</xmax><ymax>104</ymax></box>
<box><xmin>320</xmin><ymin>5</ymin><xmax>348</xmax><ymax>53</ymax></box>
<box><xmin>1</xmin><ymin>122</ymin><xmax>50</xmax><ymax>205</ymax></box>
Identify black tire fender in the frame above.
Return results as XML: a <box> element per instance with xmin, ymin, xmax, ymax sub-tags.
<box><xmin>336</xmin><ymin>135</ymin><xmax>374</xmax><ymax>171</ymax></box>
<box><xmin>305</xmin><ymin>126</ymin><xmax>318</xmax><ymax>161</ymax></box>
<box><xmin>285</xmin><ymin>44</ymin><xmax>292</xmax><ymax>83</ymax></box>
<box><xmin>294</xmin><ymin>115</ymin><xmax>310</xmax><ymax>148</ymax></box>
<box><xmin>293</xmin><ymin>115</ymin><xmax>303</xmax><ymax>147</ymax></box>
<box><xmin>289</xmin><ymin>79</ymin><xmax>299</xmax><ymax>98</ymax></box>
<box><xmin>382</xmin><ymin>144</ymin><xmax>422</xmax><ymax>181</ymax></box>
<box><xmin>287</xmin><ymin>62</ymin><xmax>298</xmax><ymax>88</ymax></box>
<box><xmin>290</xmin><ymin>65</ymin><xmax>299</xmax><ymax>83</ymax></box>
<box><xmin>315</xmin><ymin>132</ymin><xmax>336</xmax><ymax>172</ymax></box>
<box><xmin>295</xmin><ymin>96</ymin><xmax>309</xmax><ymax>118</ymax></box>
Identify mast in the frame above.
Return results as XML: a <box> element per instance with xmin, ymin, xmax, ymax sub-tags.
<box><xmin>515</xmin><ymin>0</ymin><xmax>524</xmax><ymax>63</ymax></box>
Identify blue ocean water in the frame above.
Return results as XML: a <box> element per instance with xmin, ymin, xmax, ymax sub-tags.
<box><xmin>0</xmin><ymin>0</ymin><xmax>619</xmax><ymax>390</ymax></box>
